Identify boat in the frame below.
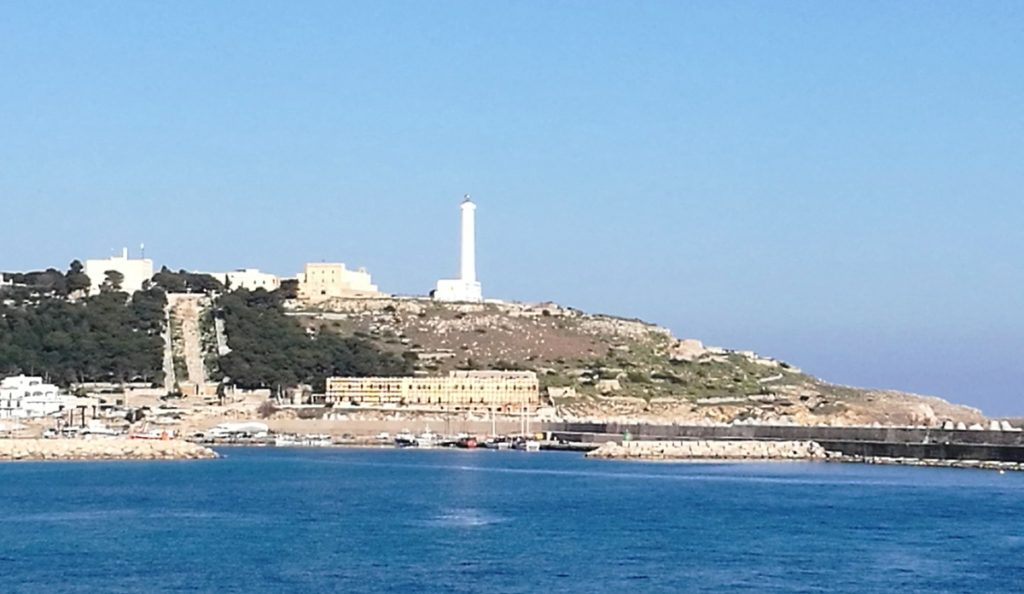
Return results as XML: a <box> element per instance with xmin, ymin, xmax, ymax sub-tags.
<box><xmin>513</xmin><ymin>438</ymin><xmax>541</xmax><ymax>452</ymax></box>
<box><xmin>414</xmin><ymin>429</ymin><xmax>439</xmax><ymax>448</ymax></box>
<box><xmin>301</xmin><ymin>434</ymin><xmax>333</xmax><ymax>447</ymax></box>
<box><xmin>80</xmin><ymin>420</ymin><xmax>120</xmax><ymax>437</ymax></box>
<box><xmin>394</xmin><ymin>432</ymin><xmax>417</xmax><ymax>448</ymax></box>
<box><xmin>274</xmin><ymin>434</ymin><xmax>299</xmax><ymax>447</ymax></box>
<box><xmin>276</xmin><ymin>433</ymin><xmax>333</xmax><ymax>447</ymax></box>
<box><xmin>209</xmin><ymin>421</ymin><xmax>269</xmax><ymax>440</ymax></box>
<box><xmin>483</xmin><ymin>437</ymin><xmax>512</xmax><ymax>450</ymax></box>
<box><xmin>455</xmin><ymin>436</ymin><xmax>478</xmax><ymax>449</ymax></box>
<box><xmin>130</xmin><ymin>428</ymin><xmax>174</xmax><ymax>440</ymax></box>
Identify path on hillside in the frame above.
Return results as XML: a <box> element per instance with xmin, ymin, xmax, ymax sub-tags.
<box><xmin>166</xmin><ymin>295</ymin><xmax>208</xmax><ymax>388</ymax></box>
<box><xmin>161</xmin><ymin>304</ymin><xmax>176</xmax><ymax>391</ymax></box>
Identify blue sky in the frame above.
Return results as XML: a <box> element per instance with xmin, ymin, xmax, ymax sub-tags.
<box><xmin>1</xmin><ymin>2</ymin><xmax>1021</xmax><ymax>414</ymax></box>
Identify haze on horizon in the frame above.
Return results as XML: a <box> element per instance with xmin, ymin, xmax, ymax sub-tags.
<box><xmin>1</xmin><ymin>2</ymin><xmax>1021</xmax><ymax>415</ymax></box>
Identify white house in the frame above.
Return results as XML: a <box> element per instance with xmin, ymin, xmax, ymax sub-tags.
<box><xmin>83</xmin><ymin>248</ymin><xmax>154</xmax><ymax>295</ymax></box>
<box><xmin>0</xmin><ymin>375</ymin><xmax>67</xmax><ymax>419</ymax></box>
<box><xmin>213</xmin><ymin>269</ymin><xmax>280</xmax><ymax>291</ymax></box>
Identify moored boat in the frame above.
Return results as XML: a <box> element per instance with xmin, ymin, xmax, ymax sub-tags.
<box><xmin>414</xmin><ymin>429</ymin><xmax>438</xmax><ymax>448</ymax></box>
<box><xmin>274</xmin><ymin>434</ymin><xmax>299</xmax><ymax>447</ymax></box>
<box><xmin>394</xmin><ymin>432</ymin><xmax>417</xmax><ymax>448</ymax></box>
<box><xmin>513</xmin><ymin>438</ymin><xmax>540</xmax><ymax>452</ymax></box>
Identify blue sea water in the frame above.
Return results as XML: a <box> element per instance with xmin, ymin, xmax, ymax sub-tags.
<box><xmin>1</xmin><ymin>448</ymin><xmax>1023</xmax><ymax>593</ymax></box>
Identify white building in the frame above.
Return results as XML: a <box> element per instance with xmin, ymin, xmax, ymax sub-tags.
<box><xmin>296</xmin><ymin>262</ymin><xmax>381</xmax><ymax>301</ymax></box>
<box><xmin>0</xmin><ymin>375</ymin><xmax>67</xmax><ymax>419</ymax></box>
<box><xmin>434</xmin><ymin>195</ymin><xmax>483</xmax><ymax>302</ymax></box>
<box><xmin>84</xmin><ymin>248</ymin><xmax>154</xmax><ymax>295</ymax></box>
<box><xmin>214</xmin><ymin>269</ymin><xmax>280</xmax><ymax>291</ymax></box>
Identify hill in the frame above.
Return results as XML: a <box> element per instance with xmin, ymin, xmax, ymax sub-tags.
<box><xmin>0</xmin><ymin>281</ymin><xmax>987</xmax><ymax>427</ymax></box>
<box><xmin>286</xmin><ymin>297</ymin><xmax>985</xmax><ymax>426</ymax></box>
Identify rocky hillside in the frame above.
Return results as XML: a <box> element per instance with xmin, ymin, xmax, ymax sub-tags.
<box><xmin>285</xmin><ymin>297</ymin><xmax>985</xmax><ymax>427</ymax></box>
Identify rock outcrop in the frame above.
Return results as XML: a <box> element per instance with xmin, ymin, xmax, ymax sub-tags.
<box><xmin>0</xmin><ymin>438</ymin><xmax>218</xmax><ymax>461</ymax></box>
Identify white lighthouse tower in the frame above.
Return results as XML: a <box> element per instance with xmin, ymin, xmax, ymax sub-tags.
<box><xmin>434</xmin><ymin>195</ymin><xmax>483</xmax><ymax>302</ymax></box>
<box><xmin>459</xmin><ymin>197</ymin><xmax>476</xmax><ymax>284</ymax></box>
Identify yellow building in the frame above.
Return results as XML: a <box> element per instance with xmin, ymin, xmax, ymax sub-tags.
<box><xmin>325</xmin><ymin>370</ymin><xmax>539</xmax><ymax>412</ymax></box>
<box><xmin>297</xmin><ymin>262</ymin><xmax>380</xmax><ymax>301</ymax></box>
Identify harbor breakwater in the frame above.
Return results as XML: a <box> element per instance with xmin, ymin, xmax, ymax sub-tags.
<box><xmin>582</xmin><ymin>437</ymin><xmax>1024</xmax><ymax>471</ymax></box>
<box><xmin>549</xmin><ymin>422</ymin><xmax>1024</xmax><ymax>464</ymax></box>
<box><xmin>586</xmin><ymin>440</ymin><xmax>831</xmax><ymax>461</ymax></box>
<box><xmin>0</xmin><ymin>438</ymin><xmax>218</xmax><ymax>461</ymax></box>
<box><xmin>545</xmin><ymin>422</ymin><xmax>1024</xmax><ymax>446</ymax></box>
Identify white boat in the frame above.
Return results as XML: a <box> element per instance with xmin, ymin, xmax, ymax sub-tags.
<box><xmin>514</xmin><ymin>439</ymin><xmax>540</xmax><ymax>452</ymax></box>
<box><xmin>130</xmin><ymin>426</ymin><xmax>174</xmax><ymax>440</ymax></box>
<box><xmin>275</xmin><ymin>433</ymin><xmax>332</xmax><ymax>447</ymax></box>
<box><xmin>210</xmin><ymin>421</ymin><xmax>269</xmax><ymax>439</ymax></box>
<box><xmin>301</xmin><ymin>434</ymin><xmax>333</xmax><ymax>447</ymax></box>
<box><xmin>414</xmin><ymin>429</ymin><xmax>439</xmax><ymax>448</ymax></box>
<box><xmin>274</xmin><ymin>434</ymin><xmax>299</xmax><ymax>447</ymax></box>
<box><xmin>81</xmin><ymin>420</ymin><xmax>120</xmax><ymax>436</ymax></box>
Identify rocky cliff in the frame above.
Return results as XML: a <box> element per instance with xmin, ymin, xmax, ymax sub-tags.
<box><xmin>285</xmin><ymin>297</ymin><xmax>985</xmax><ymax>427</ymax></box>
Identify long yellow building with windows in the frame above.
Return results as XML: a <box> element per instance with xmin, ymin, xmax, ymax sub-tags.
<box><xmin>325</xmin><ymin>370</ymin><xmax>540</xmax><ymax>412</ymax></box>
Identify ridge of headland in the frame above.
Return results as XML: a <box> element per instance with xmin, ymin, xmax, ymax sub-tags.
<box><xmin>290</xmin><ymin>296</ymin><xmax>987</xmax><ymax>427</ymax></box>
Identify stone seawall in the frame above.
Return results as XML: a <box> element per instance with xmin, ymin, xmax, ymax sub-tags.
<box><xmin>0</xmin><ymin>438</ymin><xmax>218</xmax><ymax>462</ymax></box>
<box><xmin>547</xmin><ymin>422</ymin><xmax>1024</xmax><ymax>447</ymax></box>
<box><xmin>586</xmin><ymin>439</ymin><xmax>831</xmax><ymax>461</ymax></box>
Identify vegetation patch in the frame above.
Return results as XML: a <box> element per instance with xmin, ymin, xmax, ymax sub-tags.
<box><xmin>0</xmin><ymin>287</ymin><xmax>166</xmax><ymax>384</ymax></box>
<box><xmin>216</xmin><ymin>289</ymin><xmax>411</xmax><ymax>392</ymax></box>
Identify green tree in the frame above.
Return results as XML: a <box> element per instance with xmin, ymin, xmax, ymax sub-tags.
<box><xmin>65</xmin><ymin>260</ymin><xmax>91</xmax><ymax>294</ymax></box>
<box><xmin>149</xmin><ymin>267</ymin><xmax>224</xmax><ymax>294</ymax></box>
<box><xmin>101</xmin><ymin>270</ymin><xmax>124</xmax><ymax>293</ymax></box>
<box><xmin>0</xmin><ymin>287</ymin><xmax>167</xmax><ymax>385</ymax></box>
<box><xmin>217</xmin><ymin>289</ymin><xmax>410</xmax><ymax>391</ymax></box>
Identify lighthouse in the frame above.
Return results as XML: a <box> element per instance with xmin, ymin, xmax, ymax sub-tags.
<box><xmin>459</xmin><ymin>196</ymin><xmax>476</xmax><ymax>283</ymax></box>
<box><xmin>434</xmin><ymin>195</ymin><xmax>483</xmax><ymax>302</ymax></box>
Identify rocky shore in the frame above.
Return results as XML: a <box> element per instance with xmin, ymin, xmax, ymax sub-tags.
<box><xmin>0</xmin><ymin>438</ymin><xmax>218</xmax><ymax>462</ymax></box>
<box><xmin>586</xmin><ymin>439</ymin><xmax>832</xmax><ymax>461</ymax></box>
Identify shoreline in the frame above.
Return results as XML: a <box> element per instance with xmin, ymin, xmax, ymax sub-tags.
<box><xmin>5</xmin><ymin>437</ymin><xmax>1022</xmax><ymax>472</ymax></box>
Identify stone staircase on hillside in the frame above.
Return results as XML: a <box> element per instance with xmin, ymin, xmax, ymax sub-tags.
<box><xmin>164</xmin><ymin>294</ymin><xmax>212</xmax><ymax>395</ymax></box>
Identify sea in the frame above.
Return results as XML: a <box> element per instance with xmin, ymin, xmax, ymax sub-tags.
<box><xmin>1</xmin><ymin>448</ymin><xmax>1022</xmax><ymax>593</ymax></box>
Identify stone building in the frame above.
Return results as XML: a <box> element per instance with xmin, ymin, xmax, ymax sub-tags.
<box><xmin>297</xmin><ymin>262</ymin><xmax>380</xmax><ymax>301</ymax></box>
<box><xmin>84</xmin><ymin>248</ymin><xmax>154</xmax><ymax>295</ymax></box>
<box><xmin>325</xmin><ymin>370</ymin><xmax>539</xmax><ymax>412</ymax></box>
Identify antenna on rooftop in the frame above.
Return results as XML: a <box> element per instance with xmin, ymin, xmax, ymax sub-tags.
<box><xmin>140</xmin><ymin>243</ymin><xmax>146</xmax><ymax>259</ymax></box>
